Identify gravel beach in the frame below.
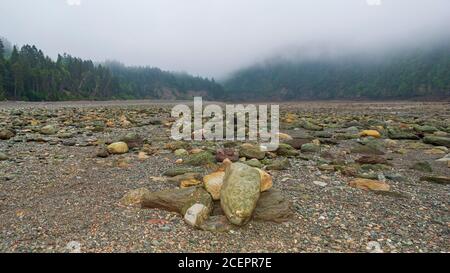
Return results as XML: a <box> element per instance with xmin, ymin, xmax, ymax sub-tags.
<box><xmin>0</xmin><ymin>101</ymin><xmax>449</xmax><ymax>253</ymax></box>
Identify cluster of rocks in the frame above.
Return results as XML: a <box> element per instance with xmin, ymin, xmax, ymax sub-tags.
<box><xmin>121</xmin><ymin>154</ymin><xmax>293</xmax><ymax>231</ymax></box>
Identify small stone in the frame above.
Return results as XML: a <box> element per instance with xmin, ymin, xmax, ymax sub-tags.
<box><xmin>277</xmin><ymin>132</ymin><xmax>293</xmax><ymax>142</ymax></box>
<box><xmin>420</xmin><ymin>175</ymin><xmax>450</xmax><ymax>185</ymax></box>
<box><xmin>348</xmin><ymin>178</ymin><xmax>390</xmax><ymax>192</ymax></box>
<box><xmin>426</xmin><ymin>148</ymin><xmax>447</xmax><ymax>155</ymax></box>
<box><xmin>120</xmin><ymin>188</ymin><xmax>151</xmax><ymax>206</ymax></box>
<box><xmin>163</xmin><ymin>167</ymin><xmax>202</xmax><ymax>177</ymax></box>
<box><xmin>120</xmin><ymin>132</ymin><xmax>143</xmax><ymax>149</ymax></box>
<box><xmin>40</xmin><ymin>125</ymin><xmax>58</xmax><ymax>135</ymax></box>
<box><xmin>256</xmin><ymin>168</ymin><xmax>273</xmax><ymax>192</ymax></box>
<box><xmin>174</xmin><ymin>149</ymin><xmax>188</xmax><ymax>156</ymax></box>
<box><xmin>423</xmin><ymin>136</ymin><xmax>450</xmax><ymax>148</ymax></box>
<box><xmin>66</xmin><ymin>241</ymin><xmax>82</xmax><ymax>253</ymax></box>
<box><xmin>0</xmin><ymin>152</ymin><xmax>9</xmax><ymax>161</ymax></box>
<box><xmin>199</xmin><ymin>215</ymin><xmax>235</xmax><ymax>232</ymax></box>
<box><xmin>276</xmin><ymin>143</ymin><xmax>298</xmax><ymax>157</ymax></box>
<box><xmin>239</xmin><ymin>143</ymin><xmax>266</xmax><ymax>160</ymax></box>
<box><xmin>245</xmin><ymin>158</ymin><xmax>262</xmax><ymax>168</ymax></box>
<box><xmin>356</xmin><ymin>155</ymin><xmax>388</xmax><ymax>165</ymax></box>
<box><xmin>360</xmin><ymin>130</ymin><xmax>381</xmax><ymax>138</ymax></box>
<box><xmin>0</xmin><ymin>128</ymin><xmax>15</xmax><ymax>140</ymax></box>
<box><xmin>313</xmin><ymin>181</ymin><xmax>328</xmax><ymax>187</ymax></box>
<box><xmin>285</xmin><ymin>138</ymin><xmax>311</xmax><ymax>149</ymax></box>
<box><xmin>266</xmin><ymin>158</ymin><xmax>291</xmax><ymax>170</ymax></box>
<box><xmin>387</xmin><ymin>128</ymin><xmax>419</xmax><ymax>140</ymax></box>
<box><xmin>253</xmin><ymin>190</ymin><xmax>292</xmax><ymax>223</ymax></box>
<box><xmin>181</xmin><ymin>188</ymin><xmax>213</xmax><ymax>216</ymax></box>
<box><xmin>203</xmin><ymin>171</ymin><xmax>225</xmax><ymax>200</ymax></box>
<box><xmin>215</xmin><ymin>148</ymin><xmax>239</xmax><ymax>162</ymax></box>
<box><xmin>414</xmin><ymin>125</ymin><xmax>438</xmax><ymax>133</ymax></box>
<box><xmin>184</xmin><ymin>203</ymin><xmax>210</xmax><ymax>227</ymax></box>
<box><xmin>107</xmin><ymin>142</ymin><xmax>129</xmax><ymax>154</ymax></box>
<box><xmin>410</xmin><ymin>161</ymin><xmax>433</xmax><ymax>173</ymax></box>
<box><xmin>301</xmin><ymin>143</ymin><xmax>320</xmax><ymax>153</ymax></box>
<box><xmin>351</xmin><ymin>142</ymin><xmax>385</xmax><ymax>155</ymax></box>
<box><xmin>165</xmin><ymin>141</ymin><xmax>190</xmax><ymax>151</ymax></box>
<box><xmin>62</xmin><ymin>139</ymin><xmax>76</xmax><ymax>146</ymax></box>
<box><xmin>180</xmin><ymin>178</ymin><xmax>202</xmax><ymax>188</ymax></box>
<box><xmin>183</xmin><ymin>151</ymin><xmax>215</xmax><ymax>166</ymax></box>
<box><xmin>96</xmin><ymin>146</ymin><xmax>109</xmax><ymax>158</ymax></box>
<box><xmin>141</xmin><ymin>187</ymin><xmax>195</xmax><ymax>212</ymax></box>
<box><xmin>366</xmin><ymin>241</ymin><xmax>383</xmax><ymax>253</ymax></box>
<box><xmin>138</xmin><ymin>151</ymin><xmax>149</xmax><ymax>160</ymax></box>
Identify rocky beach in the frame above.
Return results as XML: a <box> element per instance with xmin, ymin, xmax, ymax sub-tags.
<box><xmin>0</xmin><ymin>100</ymin><xmax>449</xmax><ymax>253</ymax></box>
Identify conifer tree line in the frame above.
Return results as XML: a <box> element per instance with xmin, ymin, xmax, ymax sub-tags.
<box><xmin>0</xmin><ymin>38</ymin><xmax>223</xmax><ymax>101</ymax></box>
<box><xmin>1</xmin><ymin>37</ymin><xmax>449</xmax><ymax>101</ymax></box>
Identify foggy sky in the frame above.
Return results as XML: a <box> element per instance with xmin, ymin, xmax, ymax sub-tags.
<box><xmin>1</xmin><ymin>0</ymin><xmax>449</xmax><ymax>78</ymax></box>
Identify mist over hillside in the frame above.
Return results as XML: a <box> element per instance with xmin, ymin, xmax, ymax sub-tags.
<box><xmin>1</xmin><ymin>35</ymin><xmax>450</xmax><ymax>101</ymax></box>
<box><xmin>222</xmin><ymin>40</ymin><xmax>450</xmax><ymax>101</ymax></box>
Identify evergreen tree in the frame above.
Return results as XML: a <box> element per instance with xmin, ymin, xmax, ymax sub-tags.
<box><xmin>0</xmin><ymin>40</ymin><xmax>5</xmax><ymax>98</ymax></box>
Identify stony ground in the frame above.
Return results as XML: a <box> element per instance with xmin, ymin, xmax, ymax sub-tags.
<box><xmin>0</xmin><ymin>100</ymin><xmax>449</xmax><ymax>253</ymax></box>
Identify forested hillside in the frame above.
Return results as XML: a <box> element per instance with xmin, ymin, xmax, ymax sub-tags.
<box><xmin>223</xmin><ymin>42</ymin><xmax>450</xmax><ymax>101</ymax></box>
<box><xmin>1</xmin><ymin>37</ymin><xmax>450</xmax><ymax>102</ymax></box>
<box><xmin>0</xmin><ymin>39</ymin><xmax>223</xmax><ymax>101</ymax></box>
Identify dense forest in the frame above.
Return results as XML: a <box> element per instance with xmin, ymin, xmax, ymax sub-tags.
<box><xmin>223</xmin><ymin>42</ymin><xmax>450</xmax><ymax>101</ymax></box>
<box><xmin>0</xmin><ymin>38</ymin><xmax>223</xmax><ymax>101</ymax></box>
<box><xmin>1</xmin><ymin>37</ymin><xmax>450</xmax><ymax>101</ymax></box>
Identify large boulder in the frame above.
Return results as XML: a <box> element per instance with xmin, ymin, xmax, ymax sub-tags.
<box><xmin>204</xmin><ymin>168</ymin><xmax>272</xmax><ymax>200</ymax></box>
<box><xmin>220</xmin><ymin>162</ymin><xmax>261</xmax><ymax>226</ymax></box>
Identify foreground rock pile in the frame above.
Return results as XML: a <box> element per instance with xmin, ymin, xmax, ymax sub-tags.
<box><xmin>123</xmin><ymin>159</ymin><xmax>292</xmax><ymax>231</ymax></box>
<box><xmin>0</xmin><ymin>101</ymin><xmax>449</xmax><ymax>252</ymax></box>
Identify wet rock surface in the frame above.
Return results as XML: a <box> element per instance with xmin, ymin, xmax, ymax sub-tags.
<box><xmin>0</xmin><ymin>100</ymin><xmax>449</xmax><ymax>253</ymax></box>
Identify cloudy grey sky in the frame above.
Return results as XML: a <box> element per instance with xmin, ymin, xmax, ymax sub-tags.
<box><xmin>1</xmin><ymin>0</ymin><xmax>449</xmax><ymax>78</ymax></box>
